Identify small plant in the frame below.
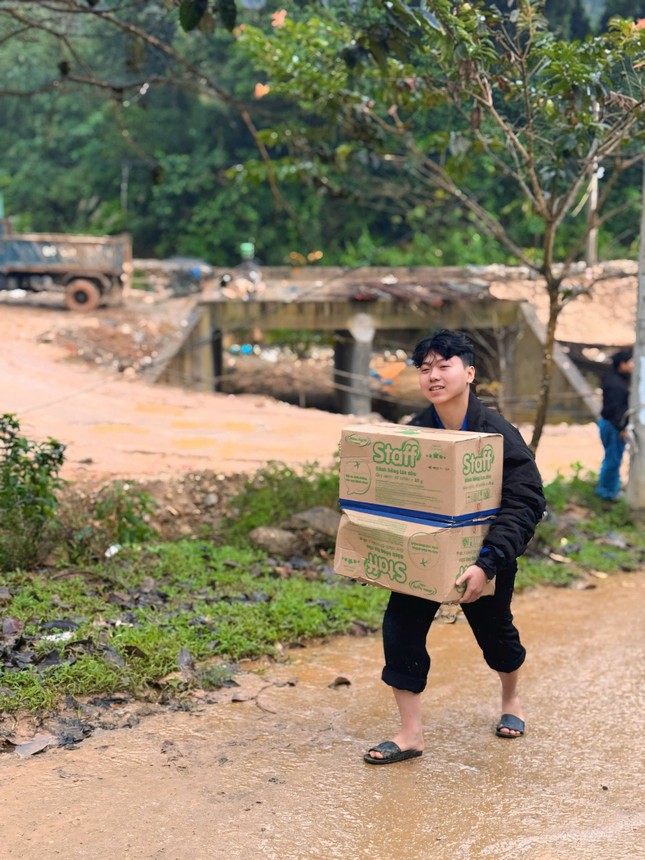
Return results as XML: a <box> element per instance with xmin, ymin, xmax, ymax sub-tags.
<box><xmin>0</xmin><ymin>414</ymin><xmax>65</xmax><ymax>571</ymax></box>
<box><xmin>544</xmin><ymin>461</ymin><xmax>600</xmax><ymax>512</ymax></box>
<box><xmin>58</xmin><ymin>480</ymin><xmax>158</xmax><ymax>564</ymax></box>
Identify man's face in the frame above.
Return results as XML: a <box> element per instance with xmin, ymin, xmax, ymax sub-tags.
<box><xmin>619</xmin><ymin>357</ymin><xmax>634</xmax><ymax>375</ymax></box>
<box><xmin>418</xmin><ymin>352</ymin><xmax>475</xmax><ymax>405</ymax></box>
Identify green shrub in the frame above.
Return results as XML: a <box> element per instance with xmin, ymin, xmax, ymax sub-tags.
<box><xmin>544</xmin><ymin>461</ymin><xmax>593</xmax><ymax>510</ymax></box>
<box><xmin>544</xmin><ymin>462</ymin><xmax>636</xmax><ymax>527</ymax></box>
<box><xmin>218</xmin><ymin>459</ymin><xmax>339</xmax><ymax>545</ymax></box>
<box><xmin>0</xmin><ymin>414</ymin><xmax>65</xmax><ymax>571</ymax></box>
<box><xmin>58</xmin><ymin>480</ymin><xmax>158</xmax><ymax>564</ymax></box>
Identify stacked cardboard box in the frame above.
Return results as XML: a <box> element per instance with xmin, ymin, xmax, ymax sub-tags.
<box><xmin>333</xmin><ymin>423</ymin><xmax>503</xmax><ymax>602</ymax></box>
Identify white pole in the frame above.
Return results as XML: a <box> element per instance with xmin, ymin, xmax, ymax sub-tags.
<box><xmin>627</xmin><ymin>162</ymin><xmax>645</xmax><ymax>515</ymax></box>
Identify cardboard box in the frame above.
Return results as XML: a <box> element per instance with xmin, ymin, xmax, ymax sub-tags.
<box><xmin>333</xmin><ymin>508</ymin><xmax>496</xmax><ymax>603</ymax></box>
<box><xmin>335</xmin><ymin>423</ymin><xmax>502</xmax><ymax>601</ymax></box>
<box><xmin>339</xmin><ymin>423</ymin><xmax>503</xmax><ymax>520</ymax></box>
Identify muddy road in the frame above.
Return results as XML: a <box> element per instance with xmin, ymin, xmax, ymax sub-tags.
<box><xmin>2</xmin><ymin>571</ymin><xmax>643</xmax><ymax>860</ymax></box>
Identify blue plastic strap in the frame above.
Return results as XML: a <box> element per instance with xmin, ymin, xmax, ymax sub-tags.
<box><xmin>338</xmin><ymin>498</ymin><xmax>499</xmax><ymax>528</ymax></box>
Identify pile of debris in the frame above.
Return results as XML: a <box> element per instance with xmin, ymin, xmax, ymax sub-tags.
<box><xmin>37</xmin><ymin>295</ymin><xmax>197</xmax><ymax>377</ymax></box>
<box><xmin>42</xmin><ymin>319</ymin><xmax>169</xmax><ymax>374</ymax></box>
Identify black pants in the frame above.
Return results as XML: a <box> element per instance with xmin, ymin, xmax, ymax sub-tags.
<box><xmin>381</xmin><ymin>572</ymin><xmax>526</xmax><ymax>693</ymax></box>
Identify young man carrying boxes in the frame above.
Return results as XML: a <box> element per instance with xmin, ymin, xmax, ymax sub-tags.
<box><xmin>336</xmin><ymin>329</ymin><xmax>545</xmax><ymax>764</ymax></box>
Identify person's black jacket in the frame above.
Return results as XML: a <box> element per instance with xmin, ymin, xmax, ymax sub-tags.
<box><xmin>601</xmin><ymin>369</ymin><xmax>630</xmax><ymax>431</ymax></box>
<box><xmin>409</xmin><ymin>390</ymin><xmax>546</xmax><ymax>584</ymax></box>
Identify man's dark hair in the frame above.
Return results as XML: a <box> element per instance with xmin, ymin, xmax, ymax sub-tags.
<box><xmin>611</xmin><ymin>348</ymin><xmax>633</xmax><ymax>371</ymax></box>
<box><xmin>412</xmin><ymin>329</ymin><xmax>475</xmax><ymax>369</ymax></box>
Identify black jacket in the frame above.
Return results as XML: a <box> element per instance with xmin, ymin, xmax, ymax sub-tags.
<box><xmin>601</xmin><ymin>369</ymin><xmax>631</xmax><ymax>431</ymax></box>
<box><xmin>409</xmin><ymin>391</ymin><xmax>546</xmax><ymax>583</ymax></box>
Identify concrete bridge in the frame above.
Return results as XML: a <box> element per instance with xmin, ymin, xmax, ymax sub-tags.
<box><xmin>150</xmin><ymin>264</ymin><xmax>617</xmax><ymax>424</ymax></box>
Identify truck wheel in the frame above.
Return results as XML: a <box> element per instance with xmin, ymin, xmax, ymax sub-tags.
<box><xmin>65</xmin><ymin>279</ymin><xmax>101</xmax><ymax>312</ymax></box>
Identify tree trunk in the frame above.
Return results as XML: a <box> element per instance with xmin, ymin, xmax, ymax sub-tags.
<box><xmin>529</xmin><ymin>283</ymin><xmax>560</xmax><ymax>454</ymax></box>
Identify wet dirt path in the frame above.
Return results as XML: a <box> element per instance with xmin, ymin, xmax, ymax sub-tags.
<box><xmin>2</xmin><ymin>571</ymin><xmax>644</xmax><ymax>860</ymax></box>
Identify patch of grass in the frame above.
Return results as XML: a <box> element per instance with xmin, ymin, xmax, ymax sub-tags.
<box><xmin>2</xmin><ymin>463</ymin><xmax>643</xmax><ymax>716</ymax></box>
<box><xmin>1</xmin><ymin>655</ymin><xmax>125</xmax><ymax>713</ymax></box>
<box><xmin>0</xmin><ymin>542</ymin><xmax>387</xmax><ymax>714</ymax></box>
<box><xmin>6</xmin><ymin>569</ymin><xmax>118</xmax><ymax>625</ymax></box>
<box><xmin>568</xmin><ymin>539</ymin><xmax>641</xmax><ymax>573</ymax></box>
<box><xmin>518</xmin><ymin>467</ymin><xmax>645</xmax><ymax>587</ymax></box>
<box><xmin>516</xmin><ymin>555</ymin><xmax>579</xmax><ymax>589</ymax></box>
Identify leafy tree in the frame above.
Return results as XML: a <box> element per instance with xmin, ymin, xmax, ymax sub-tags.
<box><xmin>1</xmin><ymin>0</ymin><xmax>642</xmax><ymax>273</ymax></box>
<box><xmin>238</xmin><ymin>0</ymin><xmax>645</xmax><ymax>451</ymax></box>
<box><xmin>0</xmin><ymin>0</ymin><xmax>300</xmax><ymax>259</ymax></box>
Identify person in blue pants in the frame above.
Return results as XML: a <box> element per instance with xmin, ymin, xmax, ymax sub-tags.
<box><xmin>596</xmin><ymin>348</ymin><xmax>633</xmax><ymax>501</ymax></box>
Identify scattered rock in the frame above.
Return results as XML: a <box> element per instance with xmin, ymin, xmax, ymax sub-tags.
<box><xmin>248</xmin><ymin>526</ymin><xmax>306</xmax><ymax>557</ymax></box>
<box><xmin>14</xmin><ymin>732</ymin><xmax>58</xmax><ymax>758</ymax></box>
<box><xmin>281</xmin><ymin>506</ymin><xmax>342</xmax><ymax>539</ymax></box>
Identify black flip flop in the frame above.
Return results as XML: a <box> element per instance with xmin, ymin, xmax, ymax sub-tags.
<box><xmin>495</xmin><ymin>713</ymin><xmax>525</xmax><ymax>738</ymax></box>
<box><xmin>364</xmin><ymin>741</ymin><xmax>423</xmax><ymax>765</ymax></box>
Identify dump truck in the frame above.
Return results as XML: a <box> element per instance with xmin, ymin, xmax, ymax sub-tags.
<box><xmin>0</xmin><ymin>219</ymin><xmax>131</xmax><ymax>312</ymax></box>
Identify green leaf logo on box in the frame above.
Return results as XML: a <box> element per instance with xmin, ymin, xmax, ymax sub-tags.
<box><xmin>364</xmin><ymin>552</ymin><xmax>407</xmax><ymax>584</ymax></box>
<box><xmin>462</xmin><ymin>444</ymin><xmax>495</xmax><ymax>476</ymax></box>
<box><xmin>343</xmin><ymin>460</ymin><xmax>371</xmax><ymax>495</ymax></box>
<box><xmin>345</xmin><ymin>433</ymin><xmax>371</xmax><ymax>447</ymax></box>
<box><xmin>372</xmin><ymin>439</ymin><xmax>421</xmax><ymax>468</ymax></box>
<box><xmin>410</xmin><ymin>580</ymin><xmax>438</xmax><ymax>597</ymax></box>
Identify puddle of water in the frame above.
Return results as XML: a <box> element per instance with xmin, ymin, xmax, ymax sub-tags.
<box><xmin>170</xmin><ymin>420</ymin><xmax>213</xmax><ymax>429</ymax></box>
<box><xmin>219</xmin><ymin>421</ymin><xmax>263</xmax><ymax>433</ymax></box>
<box><xmin>173</xmin><ymin>437</ymin><xmax>219</xmax><ymax>449</ymax></box>
<box><xmin>89</xmin><ymin>424</ymin><xmax>149</xmax><ymax>434</ymax></box>
<box><xmin>135</xmin><ymin>403</ymin><xmax>185</xmax><ymax>416</ymax></box>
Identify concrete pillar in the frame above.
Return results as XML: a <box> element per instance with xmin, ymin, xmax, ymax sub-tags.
<box><xmin>333</xmin><ymin>313</ymin><xmax>375</xmax><ymax>415</ymax></box>
<box><xmin>193</xmin><ymin>310</ymin><xmax>211</xmax><ymax>391</ymax></box>
<box><xmin>203</xmin><ymin>307</ymin><xmax>223</xmax><ymax>392</ymax></box>
<box><xmin>211</xmin><ymin>327</ymin><xmax>223</xmax><ymax>391</ymax></box>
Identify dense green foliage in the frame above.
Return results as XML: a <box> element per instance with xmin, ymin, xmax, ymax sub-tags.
<box><xmin>0</xmin><ymin>414</ymin><xmax>65</xmax><ymax>571</ymax></box>
<box><xmin>0</xmin><ymin>1</ymin><xmax>643</xmax><ymax>267</ymax></box>
<box><xmin>58</xmin><ymin>481</ymin><xmax>159</xmax><ymax>565</ymax></box>
<box><xmin>0</xmin><ymin>415</ymin><xmax>158</xmax><ymax>570</ymax></box>
<box><xmin>236</xmin><ymin>0</ymin><xmax>645</xmax><ymax>451</ymax></box>
<box><xmin>218</xmin><ymin>459</ymin><xmax>340</xmax><ymax>545</ymax></box>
